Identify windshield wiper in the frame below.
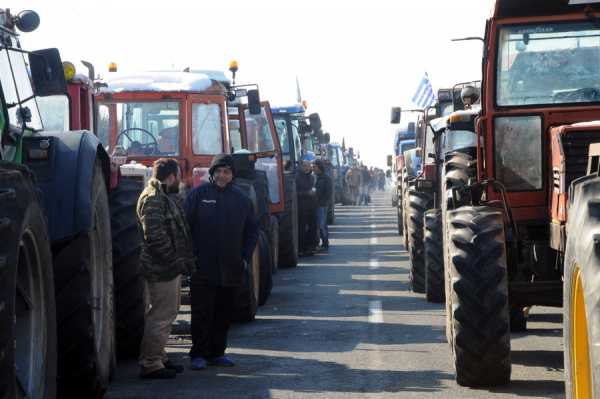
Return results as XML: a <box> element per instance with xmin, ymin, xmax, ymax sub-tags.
<box><xmin>554</xmin><ymin>87</ymin><xmax>600</xmax><ymax>102</ymax></box>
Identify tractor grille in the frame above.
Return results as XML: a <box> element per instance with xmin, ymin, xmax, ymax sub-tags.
<box><xmin>562</xmin><ymin>131</ymin><xmax>600</xmax><ymax>188</ymax></box>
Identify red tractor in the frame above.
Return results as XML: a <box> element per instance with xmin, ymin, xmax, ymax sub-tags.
<box><xmin>441</xmin><ymin>1</ymin><xmax>600</xmax><ymax>392</ymax></box>
<box><xmin>96</xmin><ymin>65</ymin><xmax>270</xmax><ymax>325</ymax></box>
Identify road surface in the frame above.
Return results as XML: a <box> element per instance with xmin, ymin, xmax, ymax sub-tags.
<box><xmin>106</xmin><ymin>191</ymin><xmax>565</xmax><ymax>399</ymax></box>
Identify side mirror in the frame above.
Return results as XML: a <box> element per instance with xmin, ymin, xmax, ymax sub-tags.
<box><xmin>387</xmin><ymin>155</ymin><xmax>393</xmax><ymax>167</ymax></box>
<box><xmin>390</xmin><ymin>107</ymin><xmax>402</xmax><ymax>124</ymax></box>
<box><xmin>322</xmin><ymin>132</ymin><xmax>330</xmax><ymax>144</ymax></box>
<box><xmin>247</xmin><ymin>89</ymin><xmax>261</xmax><ymax>115</ymax></box>
<box><xmin>29</xmin><ymin>48</ymin><xmax>67</xmax><ymax>97</ymax></box>
<box><xmin>15</xmin><ymin>10</ymin><xmax>40</xmax><ymax>32</ymax></box>
<box><xmin>309</xmin><ymin>113</ymin><xmax>322</xmax><ymax>132</ymax></box>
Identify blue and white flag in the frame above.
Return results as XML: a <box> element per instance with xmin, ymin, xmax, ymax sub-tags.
<box><xmin>412</xmin><ymin>72</ymin><xmax>436</xmax><ymax>109</ymax></box>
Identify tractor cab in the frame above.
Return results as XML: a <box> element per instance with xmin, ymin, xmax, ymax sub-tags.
<box><xmin>96</xmin><ymin>67</ymin><xmax>260</xmax><ymax>190</ymax></box>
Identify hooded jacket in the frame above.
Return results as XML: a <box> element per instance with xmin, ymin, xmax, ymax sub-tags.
<box><xmin>184</xmin><ymin>182</ymin><xmax>259</xmax><ymax>287</ymax></box>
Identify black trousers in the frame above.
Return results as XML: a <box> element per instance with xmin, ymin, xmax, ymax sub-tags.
<box><xmin>189</xmin><ymin>278</ymin><xmax>235</xmax><ymax>359</ymax></box>
<box><xmin>298</xmin><ymin>200</ymin><xmax>318</xmax><ymax>252</ymax></box>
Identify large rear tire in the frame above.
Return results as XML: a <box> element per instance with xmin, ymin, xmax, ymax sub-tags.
<box><xmin>424</xmin><ymin>208</ymin><xmax>444</xmax><ymax>303</ymax></box>
<box><xmin>442</xmin><ymin>150</ymin><xmax>477</xmax><ymax>345</ymax></box>
<box><xmin>564</xmin><ymin>174</ymin><xmax>600</xmax><ymax>399</ymax></box>
<box><xmin>447</xmin><ymin>206</ymin><xmax>510</xmax><ymax>387</ymax></box>
<box><xmin>278</xmin><ymin>173</ymin><xmax>299</xmax><ymax>268</ymax></box>
<box><xmin>258</xmin><ymin>230</ymin><xmax>273</xmax><ymax>306</ymax></box>
<box><xmin>53</xmin><ymin>162</ymin><xmax>115</xmax><ymax>397</ymax></box>
<box><xmin>232</xmin><ymin>245</ymin><xmax>260</xmax><ymax>322</ymax></box>
<box><xmin>406</xmin><ymin>189</ymin><xmax>432</xmax><ymax>293</ymax></box>
<box><xmin>269</xmin><ymin>216</ymin><xmax>279</xmax><ymax>275</ymax></box>
<box><xmin>0</xmin><ymin>163</ymin><xmax>56</xmax><ymax>399</ymax></box>
<box><xmin>109</xmin><ymin>178</ymin><xmax>145</xmax><ymax>359</ymax></box>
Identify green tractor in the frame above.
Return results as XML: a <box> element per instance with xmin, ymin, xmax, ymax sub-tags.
<box><xmin>0</xmin><ymin>10</ymin><xmax>114</xmax><ymax>398</ymax></box>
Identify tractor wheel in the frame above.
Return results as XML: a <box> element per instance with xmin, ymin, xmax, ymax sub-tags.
<box><xmin>397</xmin><ymin>205</ymin><xmax>403</xmax><ymax>236</ymax></box>
<box><xmin>0</xmin><ymin>163</ymin><xmax>56</xmax><ymax>399</ymax></box>
<box><xmin>447</xmin><ymin>206</ymin><xmax>510</xmax><ymax>387</ymax></box>
<box><xmin>258</xmin><ymin>230</ymin><xmax>273</xmax><ymax>306</ymax></box>
<box><xmin>406</xmin><ymin>189</ymin><xmax>433</xmax><ymax>293</ymax></box>
<box><xmin>278</xmin><ymin>174</ymin><xmax>299</xmax><ymax>268</ymax></box>
<box><xmin>564</xmin><ymin>174</ymin><xmax>600</xmax><ymax>399</ymax></box>
<box><xmin>53</xmin><ymin>162</ymin><xmax>115</xmax><ymax>397</ymax></box>
<box><xmin>442</xmin><ymin>150</ymin><xmax>477</xmax><ymax>345</ymax></box>
<box><xmin>269</xmin><ymin>216</ymin><xmax>279</xmax><ymax>275</ymax></box>
<box><xmin>327</xmin><ymin>203</ymin><xmax>335</xmax><ymax>225</ymax></box>
<box><xmin>233</xmin><ymin>245</ymin><xmax>260</xmax><ymax>322</ymax></box>
<box><xmin>109</xmin><ymin>178</ymin><xmax>145</xmax><ymax>359</ymax></box>
<box><xmin>424</xmin><ymin>208</ymin><xmax>444</xmax><ymax>303</ymax></box>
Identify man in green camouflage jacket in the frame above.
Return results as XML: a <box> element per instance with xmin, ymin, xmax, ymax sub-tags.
<box><xmin>136</xmin><ymin>158</ymin><xmax>194</xmax><ymax>379</ymax></box>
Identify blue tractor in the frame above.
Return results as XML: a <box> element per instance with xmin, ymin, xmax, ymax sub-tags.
<box><xmin>0</xmin><ymin>10</ymin><xmax>114</xmax><ymax>398</ymax></box>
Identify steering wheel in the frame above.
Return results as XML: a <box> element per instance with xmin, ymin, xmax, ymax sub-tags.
<box><xmin>116</xmin><ymin>128</ymin><xmax>159</xmax><ymax>155</ymax></box>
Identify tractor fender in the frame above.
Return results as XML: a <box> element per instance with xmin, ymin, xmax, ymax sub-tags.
<box><xmin>23</xmin><ymin>130</ymin><xmax>110</xmax><ymax>242</ymax></box>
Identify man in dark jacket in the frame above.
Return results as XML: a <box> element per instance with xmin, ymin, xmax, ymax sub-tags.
<box><xmin>184</xmin><ymin>154</ymin><xmax>259</xmax><ymax>370</ymax></box>
<box><xmin>137</xmin><ymin>158</ymin><xmax>194</xmax><ymax>379</ymax></box>
<box><xmin>296</xmin><ymin>152</ymin><xmax>318</xmax><ymax>256</ymax></box>
<box><xmin>313</xmin><ymin>159</ymin><xmax>333</xmax><ymax>250</ymax></box>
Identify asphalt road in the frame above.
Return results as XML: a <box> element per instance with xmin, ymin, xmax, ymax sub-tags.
<box><xmin>106</xmin><ymin>191</ymin><xmax>565</xmax><ymax>399</ymax></box>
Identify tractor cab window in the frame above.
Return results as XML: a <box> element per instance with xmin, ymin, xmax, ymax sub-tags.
<box><xmin>37</xmin><ymin>95</ymin><xmax>69</xmax><ymax>131</ymax></box>
<box><xmin>228</xmin><ymin>119</ymin><xmax>243</xmax><ymax>152</ymax></box>
<box><xmin>244</xmin><ymin>107</ymin><xmax>275</xmax><ymax>153</ymax></box>
<box><xmin>114</xmin><ymin>101</ymin><xmax>180</xmax><ymax>156</ymax></box>
<box><xmin>328</xmin><ymin>146</ymin><xmax>340</xmax><ymax>167</ymax></box>
<box><xmin>290</xmin><ymin>119</ymin><xmax>302</xmax><ymax>163</ymax></box>
<box><xmin>0</xmin><ymin>46</ymin><xmax>43</xmax><ymax>132</ymax></box>
<box><xmin>498</xmin><ymin>21</ymin><xmax>600</xmax><ymax>106</ymax></box>
<box><xmin>192</xmin><ymin>103</ymin><xmax>223</xmax><ymax>154</ymax></box>
<box><xmin>96</xmin><ymin>104</ymin><xmax>110</xmax><ymax>149</ymax></box>
<box><xmin>274</xmin><ymin>119</ymin><xmax>290</xmax><ymax>156</ymax></box>
<box><xmin>494</xmin><ymin>116</ymin><xmax>542</xmax><ymax>191</ymax></box>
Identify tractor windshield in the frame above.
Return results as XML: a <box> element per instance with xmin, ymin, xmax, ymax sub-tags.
<box><xmin>497</xmin><ymin>21</ymin><xmax>600</xmax><ymax>106</ymax></box>
<box><xmin>113</xmin><ymin>101</ymin><xmax>180</xmax><ymax>156</ymax></box>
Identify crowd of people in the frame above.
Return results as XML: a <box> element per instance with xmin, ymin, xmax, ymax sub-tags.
<box><xmin>344</xmin><ymin>164</ymin><xmax>386</xmax><ymax>206</ymax></box>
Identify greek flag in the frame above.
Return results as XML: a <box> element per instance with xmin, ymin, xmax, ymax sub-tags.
<box><xmin>412</xmin><ymin>72</ymin><xmax>436</xmax><ymax>108</ymax></box>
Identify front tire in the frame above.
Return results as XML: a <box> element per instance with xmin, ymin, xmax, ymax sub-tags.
<box><xmin>424</xmin><ymin>209</ymin><xmax>444</xmax><ymax>303</ymax></box>
<box><xmin>564</xmin><ymin>175</ymin><xmax>600</xmax><ymax>398</ymax></box>
<box><xmin>406</xmin><ymin>189</ymin><xmax>432</xmax><ymax>293</ymax></box>
<box><xmin>109</xmin><ymin>178</ymin><xmax>145</xmax><ymax>359</ymax></box>
<box><xmin>447</xmin><ymin>206</ymin><xmax>510</xmax><ymax>387</ymax></box>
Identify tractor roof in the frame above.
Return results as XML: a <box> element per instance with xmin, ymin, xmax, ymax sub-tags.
<box><xmin>99</xmin><ymin>71</ymin><xmax>228</xmax><ymax>94</ymax></box>
<box><xmin>271</xmin><ymin>104</ymin><xmax>306</xmax><ymax>115</ymax></box>
<box><xmin>494</xmin><ymin>0</ymin><xmax>600</xmax><ymax>18</ymax></box>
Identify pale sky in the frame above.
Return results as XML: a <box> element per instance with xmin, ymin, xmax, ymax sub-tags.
<box><xmin>12</xmin><ymin>0</ymin><xmax>495</xmax><ymax>167</ymax></box>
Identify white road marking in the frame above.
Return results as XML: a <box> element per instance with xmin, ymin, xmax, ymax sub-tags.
<box><xmin>369</xmin><ymin>259</ymin><xmax>379</xmax><ymax>269</ymax></box>
<box><xmin>368</xmin><ymin>300</ymin><xmax>384</xmax><ymax>323</ymax></box>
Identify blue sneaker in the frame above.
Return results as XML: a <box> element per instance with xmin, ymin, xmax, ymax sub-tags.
<box><xmin>208</xmin><ymin>355</ymin><xmax>235</xmax><ymax>367</ymax></box>
<box><xmin>190</xmin><ymin>357</ymin><xmax>208</xmax><ymax>370</ymax></box>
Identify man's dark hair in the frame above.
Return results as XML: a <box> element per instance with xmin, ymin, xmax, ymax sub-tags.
<box><xmin>313</xmin><ymin>159</ymin><xmax>325</xmax><ymax>173</ymax></box>
<box><xmin>152</xmin><ymin>158</ymin><xmax>179</xmax><ymax>181</ymax></box>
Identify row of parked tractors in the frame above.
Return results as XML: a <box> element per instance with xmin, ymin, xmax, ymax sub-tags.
<box><xmin>0</xmin><ymin>7</ymin><xmax>354</xmax><ymax>399</ymax></box>
<box><xmin>389</xmin><ymin>1</ymin><xmax>600</xmax><ymax>397</ymax></box>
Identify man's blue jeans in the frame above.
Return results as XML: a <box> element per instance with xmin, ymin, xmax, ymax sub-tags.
<box><xmin>317</xmin><ymin>206</ymin><xmax>329</xmax><ymax>246</ymax></box>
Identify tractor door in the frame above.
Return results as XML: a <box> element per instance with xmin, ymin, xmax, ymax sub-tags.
<box><xmin>240</xmin><ymin>102</ymin><xmax>285</xmax><ymax>214</ymax></box>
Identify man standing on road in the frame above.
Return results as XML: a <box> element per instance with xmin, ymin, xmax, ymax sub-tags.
<box><xmin>137</xmin><ymin>158</ymin><xmax>194</xmax><ymax>379</ymax></box>
<box><xmin>296</xmin><ymin>152</ymin><xmax>318</xmax><ymax>256</ymax></box>
<box><xmin>313</xmin><ymin>159</ymin><xmax>333</xmax><ymax>251</ymax></box>
<box><xmin>184</xmin><ymin>154</ymin><xmax>259</xmax><ymax>370</ymax></box>
<box><xmin>360</xmin><ymin>165</ymin><xmax>371</xmax><ymax>205</ymax></box>
<box><xmin>345</xmin><ymin>166</ymin><xmax>362</xmax><ymax>205</ymax></box>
